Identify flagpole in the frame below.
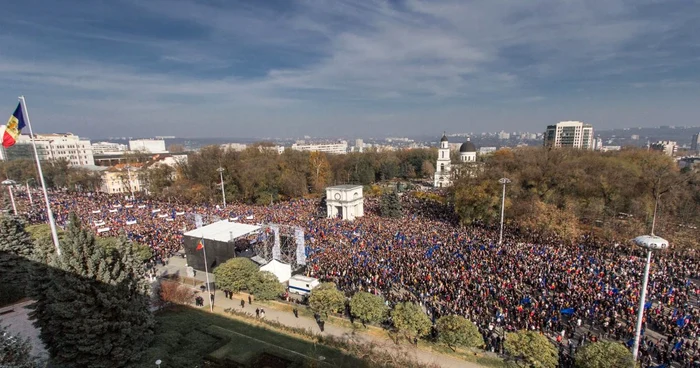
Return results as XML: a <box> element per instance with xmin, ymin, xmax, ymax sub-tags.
<box><xmin>19</xmin><ymin>96</ymin><xmax>61</xmax><ymax>256</ymax></box>
<box><xmin>200</xmin><ymin>237</ymin><xmax>213</xmax><ymax>312</ymax></box>
<box><xmin>26</xmin><ymin>181</ymin><xmax>33</xmax><ymax>205</ymax></box>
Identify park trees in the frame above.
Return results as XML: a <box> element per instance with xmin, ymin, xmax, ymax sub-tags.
<box><xmin>213</xmin><ymin>257</ymin><xmax>259</xmax><ymax>293</ymax></box>
<box><xmin>574</xmin><ymin>341</ymin><xmax>633</xmax><ymax>368</ymax></box>
<box><xmin>28</xmin><ymin>214</ymin><xmax>154</xmax><ymax>367</ymax></box>
<box><xmin>349</xmin><ymin>291</ymin><xmax>388</xmax><ymax>325</ymax></box>
<box><xmin>391</xmin><ymin>302</ymin><xmax>431</xmax><ymax>344</ymax></box>
<box><xmin>435</xmin><ymin>315</ymin><xmax>484</xmax><ymax>351</ymax></box>
<box><xmin>504</xmin><ymin>330</ymin><xmax>558</xmax><ymax>368</ymax></box>
<box><xmin>451</xmin><ymin>147</ymin><xmax>700</xmax><ymax>247</ymax></box>
<box><xmin>0</xmin><ymin>215</ymin><xmax>34</xmax><ymax>305</ymax></box>
<box><xmin>308</xmin><ymin>283</ymin><xmax>345</xmax><ymax>321</ymax></box>
<box><xmin>249</xmin><ymin>271</ymin><xmax>284</xmax><ymax>301</ymax></box>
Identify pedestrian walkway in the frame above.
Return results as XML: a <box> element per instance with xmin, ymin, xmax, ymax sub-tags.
<box><xmin>192</xmin><ymin>287</ymin><xmax>485</xmax><ymax>368</ymax></box>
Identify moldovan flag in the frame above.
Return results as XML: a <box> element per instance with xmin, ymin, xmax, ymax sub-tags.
<box><xmin>196</xmin><ymin>241</ymin><xmax>204</xmax><ymax>250</ymax></box>
<box><xmin>1</xmin><ymin>103</ymin><xmax>26</xmax><ymax>148</ymax></box>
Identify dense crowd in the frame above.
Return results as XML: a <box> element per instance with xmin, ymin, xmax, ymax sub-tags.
<box><xmin>15</xmin><ymin>189</ymin><xmax>700</xmax><ymax>367</ymax></box>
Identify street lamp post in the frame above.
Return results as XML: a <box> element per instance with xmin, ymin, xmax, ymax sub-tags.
<box><xmin>217</xmin><ymin>167</ymin><xmax>226</xmax><ymax>208</ymax></box>
<box><xmin>630</xmin><ymin>235</ymin><xmax>668</xmax><ymax>363</ymax></box>
<box><xmin>2</xmin><ymin>180</ymin><xmax>17</xmax><ymax>215</ymax></box>
<box><xmin>498</xmin><ymin>178</ymin><xmax>511</xmax><ymax>245</ymax></box>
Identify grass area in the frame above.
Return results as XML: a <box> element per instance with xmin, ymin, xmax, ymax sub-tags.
<box><xmin>137</xmin><ymin>306</ymin><xmax>363</xmax><ymax>368</ymax></box>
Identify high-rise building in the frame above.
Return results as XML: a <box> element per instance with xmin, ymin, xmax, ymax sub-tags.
<box><xmin>2</xmin><ymin>133</ymin><xmax>95</xmax><ymax>166</ymax></box>
<box><xmin>355</xmin><ymin>139</ymin><xmax>364</xmax><ymax>153</ymax></box>
<box><xmin>691</xmin><ymin>133</ymin><xmax>700</xmax><ymax>153</ymax></box>
<box><xmin>544</xmin><ymin>121</ymin><xmax>594</xmax><ymax>149</ymax></box>
<box><xmin>651</xmin><ymin>141</ymin><xmax>677</xmax><ymax>157</ymax></box>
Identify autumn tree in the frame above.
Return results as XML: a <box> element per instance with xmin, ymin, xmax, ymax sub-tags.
<box><xmin>157</xmin><ymin>280</ymin><xmax>194</xmax><ymax>307</ymax></box>
<box><xmin>309</xmin><ymin>151</ymin><xmax>331</xmax><ymax>192</ymax></box>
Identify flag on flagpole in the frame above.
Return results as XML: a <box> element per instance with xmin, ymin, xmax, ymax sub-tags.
<box><xmin>1</xmin><ymin>103</ymin><xmax>26</xmax><ymax>148</ymax></box>
<box><xmin>196</xmin><ymin>241</ymin><xmax>204</xmax><ymax>250</ymax></box>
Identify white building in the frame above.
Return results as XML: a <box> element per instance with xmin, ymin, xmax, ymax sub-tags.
<box><xmin>326</xmin><ymin>185</ymin><xmax>364</xmax><ymax>221</ymax></box>
<box><xmin>355</xmin><ymin>139</ymin><xmax>364</xmax><ymax>153</ymax></box>
<box><xmin>4</xmin><ymin>133</ymin><xmax>95</xmax><ymax>166</ymax></box>
<box><xmin>92</xmin><ymin>141</ymin><xmax>128</xmax><ymax>154</ymax></box>
<box><xmin>100</xmin><ymin>164</ymin><xmax>143</xmax><ymax>195</ymax></box>
<box><xmin>128</xmin><ymin>139</ymin><xmax>167</xmax><ymax>153</ymax></box>
<box><xmin>434</xmin><ymin>133</ymin><xmax>452</xmax><ymax>188</ymax></box>
<box><xmin>691</xmin><ymin>133</ymin><xmax>700</xmax><ymax>153</ymax></box>
<box><xmin>459</xmin><ymin>139</ymin><xmax>477</xmax><ymax>162</ymax></box>
<box><xmin>221</xmin><ymin>143</ymin><xmax>248</xmax><ymax>152</ymax></box>
<box><xmin>498</xmin><ymin>131</ymin><xmax>511</xmax><ymax>140</ymax></box>
<box><xmin>291</xmin><ymin>140</ymin><xmax>348</xmax><ymax>154</ymax></box>
<box><xmin>651</xmin><ymin>141</ymin><xmax>677</xmax><ymax>157</ymax></box>
<box><xmin>544</xmin><ymin>121</ymin><xmax>594</xmax><ymax>149</ymax></box>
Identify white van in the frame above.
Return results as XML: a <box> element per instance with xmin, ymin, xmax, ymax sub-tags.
<box><xmin>288</xmin><ymin>275</ymin><xmax>319</xmax><ymax>295</ymax></box>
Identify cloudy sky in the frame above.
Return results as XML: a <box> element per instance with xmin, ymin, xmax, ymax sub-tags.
<box><xmin>1</xmin><ymin>0</ymin><xmax>699</xmax><ymax>138</ymax></box>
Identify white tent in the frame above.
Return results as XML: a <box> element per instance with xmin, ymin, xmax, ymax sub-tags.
<box><xmin>260</xmin><ymin>259</ymin><xmax>292</xmax><ymax>283</ymax></box>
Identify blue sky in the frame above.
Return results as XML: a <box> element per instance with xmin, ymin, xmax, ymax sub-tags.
<box><xmin>1</xmin><ymin>0</ymin><xmax>699</xmax><ymax>138</ymax></box>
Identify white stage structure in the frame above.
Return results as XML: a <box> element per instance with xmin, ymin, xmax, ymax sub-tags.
<box><xmin>326</xmin><ymin>185</ymin><xmax>364</xmax><ymax>221</ymax></box>
<box><xmin>254</xmin><ymin>224</ymin><xmax>306</xmax><ymax>269</ymax></box>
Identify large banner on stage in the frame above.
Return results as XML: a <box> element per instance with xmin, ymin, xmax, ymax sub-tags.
<box><xmin>295</xmin><ymin>227</ymin><xmax>306</xmax><ymax>265</ymax></box>
<box><xmin>272</xmin><ymin>225</ymin><xmax>281</xmax><ymax>260</ymax></box>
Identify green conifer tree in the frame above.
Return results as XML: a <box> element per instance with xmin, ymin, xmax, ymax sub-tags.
<box><xmin>28</xmin><ymin>213</ymin><xmax>154</xmax><ymax>367</ymax></box>
<box><xmin>0</xmin><ymin>214</ymin><xmax>34</xmax><ymax>305</ymax></box>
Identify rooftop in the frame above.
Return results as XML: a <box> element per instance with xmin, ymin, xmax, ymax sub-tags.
<box><xmin>327</xmin><ymin>184</ymin><xmax>363</xmax><ymax>190</ymax></box>
<box><xmin>183</xmin><ymin>220</ymin><xmax>261</xmax><ymax>243</ymax></box>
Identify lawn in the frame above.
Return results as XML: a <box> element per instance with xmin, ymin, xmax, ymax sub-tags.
<box><xmin>137</xmin><ymin>306</ymin><xmax>363</xmax><ymax>368</ymax></box>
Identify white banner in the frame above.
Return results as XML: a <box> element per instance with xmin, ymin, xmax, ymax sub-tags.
<box><xmin>165</xmin><ymin>218</ymin><xmax>174</xmax><ymax>222</ymax></box>
<box><xmin>295</xmin><ymin>227</ymin><xmax>306</xmax><ymax>265</ymax></box>
<box><xmin>230</xmin><ymin>216</ymin><xmax>239</xmax><ymax>221</ymax></box>
<box><xmin>157</xmin><ymin>214</ymin><xmax>168</xmax><ymax>218</ymax></box>
<box><xmin>138</xmin><ymin>205</ymin><xmax>146</xmax><ymax>209</ymax></box>
<box><xmin>126</xmin><ymin>220</ymin><xmax>137</xmax><ymax>225</ymax></box>
<box><xmin>245</xmin><ymin>215</ymin><xmax>254</xmax><ymax>220</ymax></box>
<box><xmin>272</xmin><ymin>225</ymin><xmax>281</xmax><ymax>261</ymax></box>
<box><xmin>125</xmin><ymin>204</ymin><xmax>134</xmax><ymax>208</ymax></box>
<box><xmin>108</xmin><ymin>209</ymin><xmax>118</xmax><ymax>213</ymax></box>
<box><xmin>175</xmin><ymin>211</ymin><xmax>185</xmax><ymax>216</ymax></box>
<box><xmin>93</xmin><ymin>221</ymin><xmax>106</xmax><ymax>227</ymax></box>
<box><xmin>97</xmin><ymin>227</ymin><xmax>111</xmax><ymax>233</ymax></box>
<box><xmin>113</xmin><ymin>204</ymin><xmax>121</xmax><ymax>208</ymax></box>
<box><xmin>92</xmin><ymin>210</ymin><xmax>101</xmax><ymax>214</ymax></box>
<box><xmin>152</xmin><ymin>209</ymin><xmax>161</xmax><ymax>213</ymax></box>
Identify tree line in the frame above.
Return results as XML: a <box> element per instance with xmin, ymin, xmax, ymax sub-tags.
<box><xmin>151</xmin><ymin>145</ymin><xmax>437</xmax><ymax>204</ymax></box>
<box><xmin>451</xmin><ymin>147</ymin><xmax>700</xmax><ymax>247</ymax></box>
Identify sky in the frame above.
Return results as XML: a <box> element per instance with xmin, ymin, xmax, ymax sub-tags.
<box><xmin>1</xmin><ymin>0</ymin><xmax>699</xmax><ymax>139</ymax></box>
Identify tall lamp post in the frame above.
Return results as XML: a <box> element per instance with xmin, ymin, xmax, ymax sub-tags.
<box><xmin>217</xmin><ymin>167</ymin><xmax>226</xmax><ymax>208</ymax></box>
<box><xmin>498</xmin><ymin>177</ymin><xmax>511</xmax><ymax>245</ymax></box>
<box><xmin>2</xmin><ymin>180</ymin><xmax>17</xmax><ymax>215</ymax></box>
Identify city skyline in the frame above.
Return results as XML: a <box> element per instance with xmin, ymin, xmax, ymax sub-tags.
<box><xmin>1</xmin><ymin>0</ymin><xmax>699</xmax><ymax>138</ymax></box>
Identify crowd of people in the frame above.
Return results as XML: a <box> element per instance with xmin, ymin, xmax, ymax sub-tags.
<box><xmin>14</xmin><ymin>188</ymin><xmax>700</xmax><ymax>367</ymax></box>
